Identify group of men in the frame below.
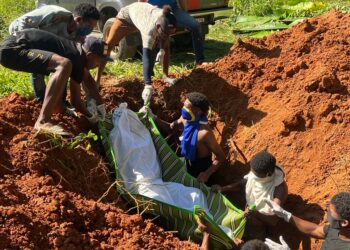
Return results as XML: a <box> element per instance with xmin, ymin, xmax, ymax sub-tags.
<box><xmin>0</xmin><ymin>1</ymin><xmax>205</xmax><ymax>134</ymax></box>
<box><xmin>155</xmin><ymin>93</ymin><xmax>350</xmax><ymax>250</ymax></box>
<box><xmin>0</xmin><ymin>2</ymin><xmax>349</xmax><ymax>250</ymax></box>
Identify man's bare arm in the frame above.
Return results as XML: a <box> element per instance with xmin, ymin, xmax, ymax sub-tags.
<box><xmin>291</xmin><ymin>216</ymin><xmax>326</xmax><ymax>239</ymax></box>
<box><xmin>83</xmin><ymin>68</ymin><xmax>103</xmax><ymax>104</ymax></box>
<box><xmin>201</xmin><ymin>129</ymin><xmax>226</xmax><ymax>178</ymax></box>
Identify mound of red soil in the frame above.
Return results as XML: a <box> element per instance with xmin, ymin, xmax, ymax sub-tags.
<box><xmin>99</xmin><ymin>11</ymin><xmax>350</xmax><ymax>249</ymax></box>
<box><xmin>0</xmin><ymin>93</ymin><xmax>199</xmax><ymax>249</ymax></box>
<box><xmin>1</xmin><ymin>10</ymin><xmax>350</xmax><ymax>250</ymax></box>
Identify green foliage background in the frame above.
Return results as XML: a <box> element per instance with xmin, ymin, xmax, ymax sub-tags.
<box><xmin>0</xmin><ymin>0</ymin><xmax>35</xmax><ymax>40</ymax></box>
<box><xmin>230</xmin><ymin>0</ymin><xmax>350</xmax><ymax>17</ymax></box>
<box><xmin>0</xmin><ymin>0</ymin><xmax>35</xmax><ymax>97</ymax></box>
<box><xmin>0</xmin><ymin>0</ymin><xmax>350</xmax><ymax>98</ymax></box>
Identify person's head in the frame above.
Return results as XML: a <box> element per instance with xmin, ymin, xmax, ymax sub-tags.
<box><xmin>241</xmin><ymin>239</ymin><xmax>270</xmax><ymax>250</ymax></box>
<box><xmin>250</xmin><ymin>151</ymin><xmax>276</xmax><ymax>178</ymax></box>
<box><xmin>83</xmin><ymin>37</ymin><xmax>113</xmax><ymax>69</ymax></box>
<box><xmin>327</xmin><ymin>192</ymin><xmax>350</xmax><ymax>230</ymax></box>
<box><xmin>68</xmin><ymin>3</ymin><xmax>100</xmax><ymax>37</ymax></box>
<box><xmin>156</xmin><ymin>5</ymin><xmax>176</xmax><ymax>40</ymax></box>
<box><xmin>181</xmin><ymin>92</ymin><xmax>210</xmax><ymax>121</ymax></box>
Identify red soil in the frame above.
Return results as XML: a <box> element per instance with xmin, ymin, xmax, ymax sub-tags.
<box><xmin>1</xmin><ymin>10</ymin><xmax>349</xmax><ymax>250</ymax></box>
<box><xmin>100</xmin><ymin>11</ymin><xmax>350</xmax><ymax>249</ymax></box>
<box><xmin>0</xmin><ymin>93</ymin><xmax>199</xmax><ymax>250</ymax></box>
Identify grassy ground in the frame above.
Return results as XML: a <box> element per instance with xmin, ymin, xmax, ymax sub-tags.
<box><xmin>0</xmin><ymin>15</ymin><xmax>236</xmax><ymax>97</ymax></box>
<box><xmin>0</xmin><ymin>0</ymin><xmax>349</xmax><ymax>98</ymax></box>
<box><xmin>103</xmin><ymin>17</ymin><xmax>236</xmax><ymax>83</ymax></box>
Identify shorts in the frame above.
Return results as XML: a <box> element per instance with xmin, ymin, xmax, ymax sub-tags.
<box><xmin>0</xmin><ymin>36</ymin><xmax>53</xmax><ymax>75</ymax></box>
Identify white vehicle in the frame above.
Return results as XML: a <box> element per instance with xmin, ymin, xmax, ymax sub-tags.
<box><xmin>38</xmin><ymin>0</ymin><xmax>229</xmax><ymax>59</ymax></box>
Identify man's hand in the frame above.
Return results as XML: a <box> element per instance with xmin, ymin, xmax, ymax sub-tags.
<box><xmin>264</xmin><ymin>198</ymin><xmax>292</xmax><ymax>222</ymax></box>
<box><xmin>163</xmin><ymin>76</ymin><xmax>178</xmax><ymax>86</ymax></box>
<box><xmin>197</xmin><ymin>171</ymin><xmax>210</xmax><ymax>183</ymax></box>
<box><xmin>65</xmin><ymin>106</ymin><xmax>79</xmax><ymax>118</ymax></box>
<box><xmin>87</xmin><ymin>113</ymin><xmax>100</xmax><ymax>124</ymax></box>
<box><xmin>87</xmin><ymin>98</ymin><xmax>98</xmax><ymax>116</ymax></box>
<box><xmin>211</xmin><ymin>185</ymin><xmax>223</xmax><ymax>193</ymax></box>
<box><xmin>156</xmin><ymin>49</ymin><xmax>165</xmax><ymax>65</ymax></box>
<box><xmin>97</xmin><ymin>104</ymin><xmax>106</xmax><ymax>121</ymax></box>
<box><xmin>142</xmin><ymin>85</ymin><xmax>153</xmax><ymax>105</ymax></box>
<box><xmin>265</xmin><ymin>236</ymin><xmax>290</xmax><ymax>250</ymax></box>
<box><xmin>138</xmin><ymin>105</ymin><xmax>156</xmax><ymax>119</ymax></box>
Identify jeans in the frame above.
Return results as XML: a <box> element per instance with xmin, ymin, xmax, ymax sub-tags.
<box><xmin>142</xmin><ymin>48</ymin><xmax>158</xmax><ymax>85</ymax></box>
<box><xmin>31</xmin><ymin>73</ymin><xmax>46</xmax><ymax>103</ymax></box>
<box><xmin>31</xmin><ymin>73</ymin><xmax>67</xmax><ymax>103</ymax></box>
<box><xmin>172</xmin><ymin>6</ymin><xmax>205</xmax><ymax>63</ymax></box>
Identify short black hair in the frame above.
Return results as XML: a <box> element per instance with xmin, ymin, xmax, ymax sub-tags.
<box><xmin>250</xmin><ymin>151</ymin><xmax>276</xmax><ymax>175</ymax></box>
<box><xmin>186</xmin><ymin>92</ymin><xmax>209</xmax><ymax>113</ymax></box>
<box><xmin>157</xmin><ymin>5</ymin><xmax>176</xmax><ymax>32</ymax></box>
<box><xmin>331</xmin><ymin>192</ymin><xmax>350</xmax><ymax>221</ymax></box>
<box><xmin>241</xmin><ymin>239</ymin><xmax>270</xmax><ymax>250</ymax></box>
<box><xmin>73</xmin><ymin>3</ymin><xmax>100</xmax><ymax>21</ymax></box>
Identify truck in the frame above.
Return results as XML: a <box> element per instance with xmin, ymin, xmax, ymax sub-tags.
<box><xmin>37</xmin><ymin>0</ymin><xmax>230</xmax><ymax>60</ymax></box>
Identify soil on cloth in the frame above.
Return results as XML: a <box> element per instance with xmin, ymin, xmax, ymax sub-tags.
<box><xmin>100</xmin><ymin>11</ymin><xmax>350</xmax><ymax>249</ymax></box>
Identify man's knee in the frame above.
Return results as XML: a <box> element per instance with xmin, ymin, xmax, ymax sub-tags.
<box><xmin>50</xmin><ymin>56</ymin><xmax>72</xmax><ymax>73</ymax></box>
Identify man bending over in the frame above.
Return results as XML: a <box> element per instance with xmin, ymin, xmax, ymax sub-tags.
<box><xmin>0</xmin><ymin>29</ymin><xmax>111</xmax><ymax>134</ymax></box>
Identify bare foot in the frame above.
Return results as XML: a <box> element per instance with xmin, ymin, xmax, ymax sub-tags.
<box><xmin>34</xmin><ymin>122</ymin><xmax>70</xmax><ymax>136</ymax></box>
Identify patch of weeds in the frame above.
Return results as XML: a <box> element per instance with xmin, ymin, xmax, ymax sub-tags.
<box><xmin>69</xmin><ymin>130</ymin><xmax>98</xmax><ymax>150</ymax></box>
<box><xmin>0</xmin><ymin>66</ymin><xmax>33</xmax><ymax>97</ymax></box>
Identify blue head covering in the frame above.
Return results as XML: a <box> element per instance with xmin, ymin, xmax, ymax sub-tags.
<box><xmin>181</xmin><ymin>107</ymin><xmax>208</xmax><ymax>161</ymax></box>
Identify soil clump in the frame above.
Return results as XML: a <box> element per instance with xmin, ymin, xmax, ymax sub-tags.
<box><xmin>1</xmin><ymin>10</ymin><xmax>350</xmax><ymax>250</ymax></box>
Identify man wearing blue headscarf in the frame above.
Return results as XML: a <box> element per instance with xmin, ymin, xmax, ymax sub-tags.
<box><xmin>152</xmin><ymin>92</ymin><xmax>226</xmax><ymax>184</ymax></box>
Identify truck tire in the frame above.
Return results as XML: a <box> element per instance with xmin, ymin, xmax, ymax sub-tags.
<box><xmin>98</xmin><ymin>7</ymin><xmax>117</xmax><ymax>32</ymax></box>
<box><xmin>173</xmin><ymin>32</ymin><xmax>206</xmax><ymax>49</ymax></box>
<box><xmin>103</xmin><ymin>18</ymin><xmax>137</xmax><ymax>60</ymax></box>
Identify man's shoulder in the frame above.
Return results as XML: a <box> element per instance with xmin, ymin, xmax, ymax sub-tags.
<box><xmin>198</xmin><ymin>125</ymin><xmax>214</xmax><ymax>139</ymax></box>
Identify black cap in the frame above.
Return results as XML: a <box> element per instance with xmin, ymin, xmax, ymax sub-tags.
<box><xmin>83</xmin><ymin>36</ymin><xmax>113</xmax><ymax>61</ymax></box>
<box><xmin>158</xmin><ymin>12</ymin><xmax>176</xmax><ymax>35</ymax></box>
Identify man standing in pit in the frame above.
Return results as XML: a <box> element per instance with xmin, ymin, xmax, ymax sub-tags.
<box><xmin>9</xmin><ymin>3</ymin><xmax>100</xmax><ymax>103</ymax></box>
<box><xmin>150</xmin><ymin>92</ymin><xmax>227</xmax><ymax>184</ymax></box>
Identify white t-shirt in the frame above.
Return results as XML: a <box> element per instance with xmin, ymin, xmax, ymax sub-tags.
<box><xmin>9</xmin><ymin>5</ymin><xmax>76</xmax><ymax>40</ymax></box>
<box><xmin>117</xmin><ymin>2</ymin><xmax>163</xmax><ymax>49</ymax></box>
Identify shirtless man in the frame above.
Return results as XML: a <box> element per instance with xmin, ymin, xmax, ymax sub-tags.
<box><xmin>153</xmin><ymin>92</ymin><xmax>226</xmax><ymax>184</ymax></box>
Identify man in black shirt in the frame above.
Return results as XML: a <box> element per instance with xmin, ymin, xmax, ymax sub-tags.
<box><xmin>0</xmin><ymin>29</ymin><xmax>112</xmax><ymax>134</ymax></box>
<box><xmin>265</xmin><ymin>192</ymin><xmax>350</xmax><ymax>249</ymax></box>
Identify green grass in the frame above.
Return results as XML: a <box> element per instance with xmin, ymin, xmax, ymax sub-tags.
<box><xmin>101</xmin><ymin>17</ymin><xmax>236</xmax><ymax>83</ymax></box>
<box><xmin>0</xmin><ymin>68</ymin><xmax>32</xmax><ymax>97</ymax></box>
<box><xmin>230</xmin><ymin>0</ymin><xmax>350</xmax><ymax>17</ymax></box>
<box><xmin>0</xmin><ymin>0</ymin><xmax>35</xmax><ymax>40</ymax></box>
<box><xmin>0</xmin><ymin>17</ymin><xmax>235</xmax><ymax>97</ymax></box>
